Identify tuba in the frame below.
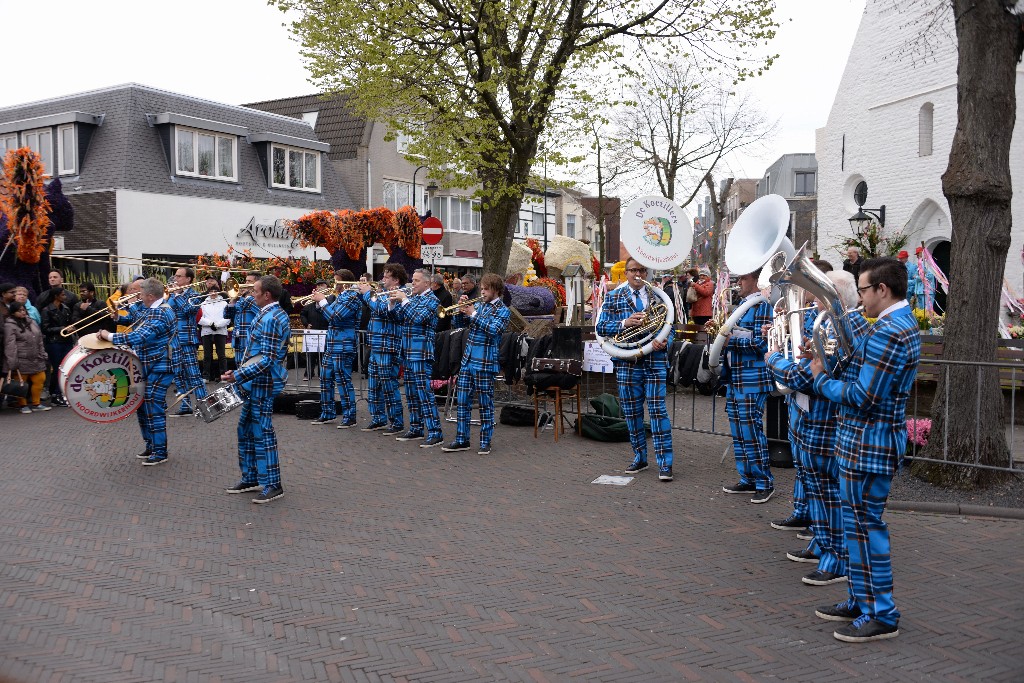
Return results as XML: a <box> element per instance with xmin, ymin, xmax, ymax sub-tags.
<box><xmin>594</xmin><ymin>195</ymin><xmax>692</xmax><ymax>361</ymax></box>
<box><xmin>705</xmin><ymin>194</ymin><xmax>794</xmax><ymax>376</ymax></box>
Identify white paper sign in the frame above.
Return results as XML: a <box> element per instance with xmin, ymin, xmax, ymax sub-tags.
<box><xmin>421</xmin><ymin>245</ymin><xmax>443</xmax><ymax>261</ymax></box>
<box><xmin>583</xmin><ymin>340</ymin><xmax>614</xmax><ymax>373</ymax></box>
<box><xmin>592</xmin><ymin>475</ymin><xmax>634</xmax><ymax>486</ymax></box>
<box><xmin>301</xmin><ymin>330</ymin><xmax>326</xmax><ymax>353</ymax></box>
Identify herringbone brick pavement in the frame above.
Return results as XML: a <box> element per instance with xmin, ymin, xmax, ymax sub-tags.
<box><xmin>0</xmin><ymin>399</ymin><xmax>1021</xmax><ymax>682</ymax></box>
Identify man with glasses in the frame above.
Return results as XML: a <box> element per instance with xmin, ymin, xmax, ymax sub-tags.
<box><xmin>358</xmin><ymin>264</ymin><xmax>406</xmax><ymax>434</ymax></box>
<box><xmin>595</xmin><ymin>257</ymin><xmax>675</xmax><ymax>482</ymax></box>
<box><xmin>810</xmin><ymin>258</ymin><xmax>920</xmax><ymax>643</ymax></box>
<box><xmin>167</xmin><ymin>267</ymin><xmax>207</xmax><ymax>416</ymax></box>
<box><xmin>721</xmin><ymin>269</ymin><xmax>775</xmax><ymax>504</ymax></box>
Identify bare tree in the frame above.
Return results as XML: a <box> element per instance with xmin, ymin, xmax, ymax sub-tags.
<box><xmin>703</xmin><ymin>174</ymin><xmax>732</xmax><ymax>273</ymax></box>
<box><xmin>609</xmin><ymin>59</ymin><xmax>775</xmax><ymax>209</ymax></box>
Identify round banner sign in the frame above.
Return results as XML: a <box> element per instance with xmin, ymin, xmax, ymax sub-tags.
<box><xmin>59</xmin><ymin>346</ymin><xmax>146</xmax><ymax>423</ymax></box>
<box><xmin>620</xmin><ymin>195</ymin><xmax>692</xmax><ymax>270</ymax></box>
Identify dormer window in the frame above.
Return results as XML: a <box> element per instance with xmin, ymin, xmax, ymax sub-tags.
<box><xmin>175</xmin><ymin>126</ymin><xmax>237</xmax><ymax>181</ymax></box>
<box><xmin>248</xmin><ymin>132</ymin><xmax>328</xmax><ymax>194</ymax></box>
<box><xmin>0</xmin><ymin>111</ymin><xmax>102</xmax><ymax>177</ymax></box>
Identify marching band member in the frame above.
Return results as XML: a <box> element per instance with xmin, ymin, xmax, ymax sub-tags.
<box><xmin>221</xmin><ymin>275</ymin><xmax>292</xmax><ymax>504</ymax></box>
<box><xmin>811</xmin><ymin>258</ymin><xmax>920</xmax><ymax>643</ymax></box>
<box><xmin>443</xmin><ymin>273</ymin><xmax>510</xmax><ymax>454</ymax></box>
<box><xmin>358</xmin><ymin>264</ymin><xmax>406</xmax><ymax>434</ymax></box>
<box><xmin>392</xmin><ymin>268</ymin><xmax>445</xmax><ymax>448</ymax></box>
<box><xmin>766</xmin><ymin>270</ymin><xmax>871</xmax><ymax>588</ymax></box>
<box><xmin>98</xmin><ymin>278</ymin><xmax>176</xmax><ymax>466</ymax></box>
<box><xmin>113</xmin><ymin>279</ymin><xmax>144</xmax><ymax>330</ymax></box>
<box><xmin>721</xmin><ymin>269</ymin><xmax>775</xmax><ymax>502</ymax></box>
<box><xmin>594</xmin><ymin>257</ymin><xmax>675</xmax><ymax>482</ymax></box>
<box><xmin>224</xmin><ymin>271</ymin><xmax>261</xmax><ymax>360</ymax></box>
<box><xmin>311</xmin><ymin>269</ymin><xmax>362</xmax><ymax>427</ymax></box>
<box><xmin>167</xmin><ymin>267</ymin><xmax>208</xmax><ymax>416</ymax></box>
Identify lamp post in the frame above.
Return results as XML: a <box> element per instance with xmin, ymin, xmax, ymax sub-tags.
<box><xmin>412</xmin><ymin>165</ymin><xmax>428</xmax><ymax>210</ymax></box>
<box><xmin>848</xmin><ymin>180</ymin><xmax>886</xmax><ymax>232</ymax></box>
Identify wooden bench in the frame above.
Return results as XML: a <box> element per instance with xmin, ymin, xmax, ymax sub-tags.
<box><xmin>915</xmin><ymin>337</ymin><xmax>1024</xmax><ymax>391</ymax></box>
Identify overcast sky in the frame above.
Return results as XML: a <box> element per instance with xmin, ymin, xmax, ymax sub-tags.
<box><xmin>1</xmin><ymin>0</ymin><xmax>866</xmax><ymax>198</ymax></box>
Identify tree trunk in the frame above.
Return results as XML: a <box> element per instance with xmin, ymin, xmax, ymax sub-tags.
<box><xmin>480</xmin><ymin>196</ymin><xmax>521</xmax><ymax>277</ymax></box>
<box><xmin>918</xmin><ymin>0</ymin><xmax>1018</xmax><ymax>487</ymax></box>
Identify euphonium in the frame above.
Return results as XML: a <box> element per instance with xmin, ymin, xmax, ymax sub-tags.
<box><xmin>594</xmin><ymin>280</ymin><xmax>675</xmax><ymax>361</ymax></box>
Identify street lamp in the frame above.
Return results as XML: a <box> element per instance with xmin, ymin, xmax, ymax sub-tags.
<box><xmin>848</xmin><ymin>180</ymin><xmax>886</xmax><ymax>232</ymax></box>
<box><xmin>412</xmin><ymin>165</ymin><xmax>428</xmax><ymax>210</ymax></box>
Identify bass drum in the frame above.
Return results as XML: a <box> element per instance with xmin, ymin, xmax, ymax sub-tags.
<box><xmin>58</xmin><ymin>345</ymin><xmax>146</xmax><ymax>423</ymax></box>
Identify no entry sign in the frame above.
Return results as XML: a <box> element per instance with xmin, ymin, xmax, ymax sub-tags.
<box><xmin>422</xmin><ymin>216</ymin><xmax>444</xmax><ymax>245</ymax></box>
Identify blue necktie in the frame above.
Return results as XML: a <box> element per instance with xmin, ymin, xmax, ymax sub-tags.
<box><xmin>633</xmin><ymin>289</ymin><xmax>644</xmax><ymax>311</ymax></box>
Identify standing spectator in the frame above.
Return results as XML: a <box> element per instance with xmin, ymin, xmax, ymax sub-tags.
<box><xmin>267</xmin><ymin>264</ymin><xmax>294</xmax><ymax>315</ymax></box>
<box><xmin>300</xmin><ymin>279</ymin><xmax>331</xmax><ymax>380</ymax></box>
<box><xmin>0</xmin><ymin>283</ymin><xmax>16</xmax><ymax>319</ymax></box>
<box><xmin>689</xmin><ymin>267</ymin><xmax>716</xmax><ymax>325</ymax></box>
<box><xmin>41</xmin><ymin>288</ymin><xmax>75</xmax><ymax>407</ymax></box>
<box><xmin>661</xmin><ymin>274</ymin><xmax>678</xmax><ymax>308</ymax></box>
<box><xmin>199</xmin><ymin>282</ymin><xmax>230</xmax><ymax>383</ymax></box>
<box><xmin>431</xmin><ymin>273</ymin><xmax>454</xmax><ymax>333</ymax></box>
<box><xmin>14</xmin><ymin>287</ymin><xmax>42</xmax><ymax>324</ymax></box>
<box><xmin>3</xmin><ymin>302</ymin><xmax>51</xmax><ymax>413</ymax></box>
<box><xmin>679</xmin><ymin>269</ymin><xmax>696</xmax><ymax>320</ymax></box>
<box><xmin>460</xmin><ymin>274</ymin><xmax>480</xmax><ymax>301</ymax></box>
<box><xmin>35</xmin><ymin>270</ymin><xmax>80</xmax><ymax>310</ymax></box>
<box><xmin>842</xmin><ymin>247</ymin><xmax>863</xmax><ymax>285</ymax></box>
<box><xmin>912</xmin><ymin>246</ymin><xmax>937</xmax><ymax>311</ymax></box>
<box><xmin>71</xmin><ymin>282</ymin><xmax>114</xmax><ymax>335</ymax></box>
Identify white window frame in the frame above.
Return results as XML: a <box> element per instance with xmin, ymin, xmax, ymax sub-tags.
<box><xmin>919</xmin><ymin>103</ymin><xmax>934</xmax><ymax>157</ymax></box>
<box><xmin>175</xmin><ymin>125</ymin><xmax>238</xmax><ymax>182</ymax></box>
<box><xmin>0</xmin><ymin>134</ymin><xmax>16</xmax><ymax>160</ymax></box>
<box><xmin>566</xmin><ymin>214</ymin><xmax>577</xmax><ymax>238</ymax></box>
<box><xmin>57</xmin><ymin>124</ymin><xmax>77</xmax><ymax>176</ymax></box>
<box><xmin>21</xmin><ymin>128</ymin><xmax>53</xmax><ymax>176</ymax></box>
<box><xmin>269</xmin><ymin>142</ymin><xmax>321</xmax><ymax>192</ymax></box>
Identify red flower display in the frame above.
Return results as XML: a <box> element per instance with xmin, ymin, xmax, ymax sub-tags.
<box><xmin>0</xmin><ymin>148</ymin><xmax>51</xmax><ymax>264</ymax></box>
<box><xmin>528</xmin><ymin>277</ymin><xmax>565</xmax><ymax>307</ymax></box>
<box><xmin>524</xmin><ymin>237</ymin><xmax>547</xmax><ymax>277</ymax></box>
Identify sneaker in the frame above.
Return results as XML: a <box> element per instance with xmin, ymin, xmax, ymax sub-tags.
<box><xmin>225</xmin><ymin>481</ymin><xmax>261</xmax><ymax>494</ymax></box>
<box><xmin>311</xmin><ymin>417</ymin><xmax>336</xmax><ymax>425</ymax></box>
<box><xmin>624</xmin><ymin>461</ymin><xmax>648</xmax><ymax>473</ymax></box>
<box><xmin>141</xmin><ymin>454</ymin><xmax>168</xmax><ymax>466</ymax></box>
<box><xmin>361</xmin><ymin>421</ymin><xmax>388</xmax><ymax>431</ymax></box>
<box><xmin>658</xmin><ymin>467</ymin><xmax>674</xmax><ymax>482</ymax></box>
<box><xmin>336</xmin><ymin>419</ymin><xmax>357</xmax><ymax>429</ymax></box>
<box><xmin>19</xmin><ymin>406</ymin><xmax>31</xmax><ymax>414</ymax></box>
<box><xmin>770</xmin><ymin>514</ymin><xmax>809</xmax><ymax>531</ymax></box>
<box><xmin>420</xmin><ymin>436</ymin><xmax>444</xmax><ymax>448</ymax></box>
<box><xmin>750</xmin><ymin>488</ymin><xmax>775</xmax><ymax>504</ymax></box>
<box><xmin>252</xmin><ymin>485</ymin><xmax>284</xmax><ymax>504</ymax></box>
<box><xmin>722</xmin><ymin>482</ymin><xmax>756</xmax><ymax>494</ymax></box>
<box><xmin>30</xmin><ymin>404</ymin><xmax>51</xmax><ymax>412</ymax></box>
<box><xmin>802</xmin><ymin>570</ymin><xmax>847</xmax><ymax>586</ymax></box>
<box><xmin>786</xmin><ymin>548</ymin><xmax>819</xmax><ymax>563</ymax></box>
<box><xmin>833</xmin><ymin>615</ymin><xmax>899</xmax><ymax>643</ymax></box>
<box><xmin>396</xmin><ymin>431</ymin><xmax>425</xmax><ymax>441</ymax></box>
<box><xmin>382</xmin><ymin>425</ymin><xmax>405</xmax><ymax>436</ymax></box>
<box><xmin>441</xmin><ymin>441</ymin><xmax>470</xmax><ymax>452</ymax></box>
<box><xmin>796</xmin><ymin>530</ymin><xmax>815</xmax><ymax>541</ymax></box>
<box><xmin>478</xmin><ymin>446</ymin><xmax>491</xmax><ymax>455</ymax></box>
<box><xmin>815</xmin><ymin>599</ymin><xmax>862</xmax><ymax>622</ymax></box>
<box><xmin>136</xmin><ymin>448</ymin><xmax>152</xmax><ymax>459</ymax></box>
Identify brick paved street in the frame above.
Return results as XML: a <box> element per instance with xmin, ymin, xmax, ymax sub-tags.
<box><xmin>1</xmin><ymin>401</ymin><xmax>1022</xmax><ymax>682</ymax></box>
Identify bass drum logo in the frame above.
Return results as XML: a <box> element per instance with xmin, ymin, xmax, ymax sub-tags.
<box><xmin>621</xmin><ymin>196</ymin><xmax>692</xmax><ymax>270</ymax></box>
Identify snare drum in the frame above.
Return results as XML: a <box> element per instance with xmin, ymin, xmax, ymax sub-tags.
<box><xmin>58</xmin><ymin>345</ymin><xmax>146</xmax><ymax>423</ymax></box>
<box><xmin>194</xmin><ymin>384</ymin><xmax>246</xmax><ymax>423</ymax></box>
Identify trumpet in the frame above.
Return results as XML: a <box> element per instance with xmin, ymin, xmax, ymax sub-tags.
<box><xmin>291</xmin><ymin>285</ymin><xmax>334</xmax><ymax>306</ymax></box>
<box><xmin>374</xmin><ymin>284</ymin><xmax>413</xmax><ymax>301</ymax></box>
<box><xmin>437</xmin><ymin>296</ymin><xmax>485</xmax><ymax>318</ymax></box>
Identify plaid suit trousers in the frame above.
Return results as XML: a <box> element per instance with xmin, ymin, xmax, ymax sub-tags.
<box><xmin>368</xmin><ymin>351</ymin><xmax>403</xmax><ymax>428</ymax></box>
<box><xmin>404</xmin><ymin>360</ymin><xmax>442</xmax><ymax>439</ymax></box>
<box><xmin>237</xmin><ymin>390</ymin><xmax>282</xmax><ymax>488</ymax></box>
<box><xmin>172</xmin><ymin>344</ymin><xmax>207</xmax><ymax>410</ymax></box>
<box><xmin>137</xmin><ymin>370</ymin><xmax>173</xmax><ymax>457</ymax></box>
<box><xmin>614</xmin><ymin>359</ymin><xmax>673</xmax><ymax>469</ymax></box>
<box><xmin>319</xmin><ymin>351</ymin><xmax>356</xmax><ymax>421</ymax></box>
<box><xmin>455</xmin><ymin>370</ymin><xmax>496</xmax><ymax>448</ymax></box>
<box><xmin>787</xmin><ymin>399</ymin><xmax>810</xmax><ymax>519</ymax></box>
<box><xmin>841</xmin><ymin>467</ymin><xmax>899</xmax><ymax>626</ymax></box>
<box><xmin>725</xmin><ymin>387</ymin><xmax>773</xmax><ymax>490</ymax></box>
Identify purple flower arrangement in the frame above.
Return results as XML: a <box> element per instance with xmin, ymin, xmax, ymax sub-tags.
<box><xmin>907</xmin><ymin>418</ymin><xmax>932</xmax><ymax>447</ymax></box>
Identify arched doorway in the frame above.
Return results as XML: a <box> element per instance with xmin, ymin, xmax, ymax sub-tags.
<box><xmin>930</xmin><ymin>239</ymin><xmax>950</xmax><ymax>312</ymax></box>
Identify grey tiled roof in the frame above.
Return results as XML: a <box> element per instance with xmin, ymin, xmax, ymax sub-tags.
<box><xmin>242</xmin><ymin>92</ymin><xmax>367</xmax><ymax>160</ymax></box>
<box><xmin>0</xmin><ymin>83</ymin><xmax>353</xmax><ymax>210</ymax></box>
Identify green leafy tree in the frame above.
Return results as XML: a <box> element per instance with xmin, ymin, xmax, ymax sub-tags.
<box><xmin>271</xmin><ymin>0</ymin><xmax>778</xmax><ymax>274</ymax></box>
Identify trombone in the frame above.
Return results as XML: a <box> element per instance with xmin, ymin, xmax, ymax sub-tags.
<box><xmin>185</xmin><ymin>278</ymin><xmax>252</xmax><ymax>305</ymax></box>
<box><xmin>437</xmin><ymin>296</ymin><xmax>485</xmax><ymax>318</ymax></box>
<box><xmin>291</xmin><ymin>285</ymin><xmax>334</xmax><ymax>306</ymax></box>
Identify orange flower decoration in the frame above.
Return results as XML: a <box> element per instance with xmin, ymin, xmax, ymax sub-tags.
<box><xmin>0</xmin><ymin>148</ymin><xmax>51</xmax><ymax>264</ymax></box>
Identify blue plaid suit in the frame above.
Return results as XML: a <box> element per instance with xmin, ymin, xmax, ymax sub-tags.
<box><xmin>168</xmin><ymin>287</ymin><xmax>207</xmax><ymax>410</ymax></box>
<box><xmin>116</xmin><ymin>300</ymin><xmax>145</xmax><ymax>327</ymax></box>
<box><xmin>363</xmin><ymin>291</ymin><xmax>403</xmax><ymax>428</ymax></box>
<box><xmin>394</xmin><ymin>290</ymin><xmax>443</xmax><ymax>439</ymax></box>
<box><xmin>233</xmin><ymin>303</ymin><xmax>291</xmax><ymax>488</ymax></box>
<box><xmin>318</xmin><ymin>291</ymin><xmax>361</xmax><ymax>421</ymax></box>
<box><xmin>111</xmin><ymin>301</ymin><xmax>176</xmax><ymax>458</ymax></box>
<box><xmin>225</xmin><ymin>294</ymin><xmax>259</xmax><ymax>360</ymax></box>
<box><xmin>595</xmin><ymin>285</ymin><xmax>674</xmax><ymax>470</ymax></box>
<box><xmin>768</xmin><ymin>310</ymin><xmax>871</xmax><ymax>576</ymax></box>
<box><xmin>725</xmin><ymin>295</ymin><xmax>774</xmax><ymax>490</ymax></box>
<box><xmin>814</xmin><ymin>304</ymin><xmax>920</xmax><ymax>627</ymax></box>
<box><xmin>454</xmin><ymin>299</ymin><xmax>510</xmax><ymax>448</ymax></box>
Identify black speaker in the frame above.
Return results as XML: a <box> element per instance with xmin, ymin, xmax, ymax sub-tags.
<box><xmin>550</xmin><ymin>327</ymin><xmax>583</xmax><ymax>359</ymax></box>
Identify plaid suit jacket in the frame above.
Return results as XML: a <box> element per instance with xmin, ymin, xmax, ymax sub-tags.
<box><xmin>363</xmin><ymin>291</ymin><xmax>402</xmax><ymax>355</ymax></box>
<box><xmin>226</xmin><ymin>295</ymin><xmax>259</xmax><ymax>345</ymax></box>
<box><xmin>234</xmin><ymin>304</ymin><xmax>291</xmax><ymax>396</ymax></box>
<box><xmin>168</xmin><ymin>286</ymin><xmax>201</xmax><ymax>346</ymax></box>
<box><xmin>321</xmin><ymin>291</ymin><xmax>361</xmax><ymax>355</ymax></box>
<box><xmin>393</xmin><ymin>290</ymin><xmax>440</xmax><ymax>363</ymax></box>
<box><xmin>111</xmin><ymin>302</ymin><xmax>175</xmax><ymax>374</ymax></box>
<box><xmin>595</xmin><ymin>284</ymin><xmax>673</xmax><ymax>368</ymax></box>
<box><xmin>726</xmin><ymin>296</ymin><xmax>773</xmax><ymax>393</ymax></box>
<box><xmin>458</xmin><ymin>299</ymin><xmax>510</xmax><ymax>374</ymax></box>
<box><xmin>813</xmin><ymin>305</ymin><xmax>921</xmax><ymax>474</ymax></box>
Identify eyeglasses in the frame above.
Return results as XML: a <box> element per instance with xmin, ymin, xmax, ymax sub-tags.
<box><xmin>856</xmin><ymin>284</ymin><xmax>877</xmax><ymax>294</ymax></box>
<box><xmin>626</xmin><ymin>268</ymin><xmax>648</xmax><ymax>274</ymax></box>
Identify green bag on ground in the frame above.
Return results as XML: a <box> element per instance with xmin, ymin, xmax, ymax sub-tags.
<box><xmin>577</xmin><ymin>394</ymin><xmax>651</xmax><ymax>442</ymax></box>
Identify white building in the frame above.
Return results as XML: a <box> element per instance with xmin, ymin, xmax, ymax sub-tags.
<box><xmin>816</xmin><ymin>2</ymin><xmax>1024</xmax><ymax>297</ymax></box>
